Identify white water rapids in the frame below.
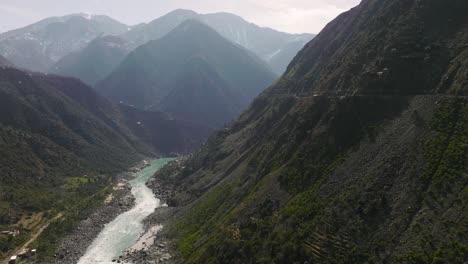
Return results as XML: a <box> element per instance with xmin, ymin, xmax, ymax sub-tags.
<box><xmin>77</xmin><ymin>158</ymin><xmax>173</xmax><ymax>264</ymax></box>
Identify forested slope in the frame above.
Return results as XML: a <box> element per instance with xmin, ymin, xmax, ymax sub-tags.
<box><xmin>151</xmin><ymin>0</ymin><xmax>468</xmax><ymax>263</ymax></box>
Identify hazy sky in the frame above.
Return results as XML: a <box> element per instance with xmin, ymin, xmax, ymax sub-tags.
<box><xmin>0</xmin><ymin>0</ymin><xmax>361</xmax><ymax>34</ymax></box>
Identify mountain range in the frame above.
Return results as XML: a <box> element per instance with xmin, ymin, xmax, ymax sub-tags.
<box><xmin>0</xmin><ymin>14</ymin><xmax>128</xmax><ymax>72</ymax></box>
<box><xmin>0</xmin><ymin>10</ymin><xmax>314</xmax><ymax>76</ymax></box>
<box><xmin>50</xmin><ymin>35</ymin><xmax>131</xmax><ymax>86</ymax></box>
<box><xmin>97</xmin><ymin>20</ymin><xmax>277</xmax><ymax>127</ymax></box>
<box><xmin>143</xmin><ymin>0</ymin><xmax>468</xmax><ymax>263</ymax></box>
<box><xmin>121</xmin><ymin>9</ymin><xmax>315</xmax><ymax>75</ymax></box>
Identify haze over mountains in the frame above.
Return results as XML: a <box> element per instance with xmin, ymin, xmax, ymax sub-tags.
<box><xmin>121</xmin><ymin>9</ymin><xmax>315</xmax><ymax>75</ymax></box>
<box><xmin>0</xmin><ymin>10</ymin><xmax>314</xmax><ymax>78</ymax></box>
<box><xmin>0</xmin><ymin>55</ymin><xmax>12</xmax><ymax>67</ymax></box>
<box><xmin>140</xmin><ymin>0</ymin><xmax>467</xmax><ymax>263</ymax></box>
<box><xmin>98</xmin><ymin>20</ymin><xmax>277</xmax><ymax>127</ymax></box>
<box><xmin>0</xmin><ymin>14</ymin><xmax>128</xmax><ymax>72</ymax></box>
<box><xmin>0</xmin><ymin>9</ymin><xmax>313</xmax><ymax>128</ymax></box>
<box><xmin>0</xmin><ymin>8</ymin><xmax>286</xmax><ymax>241</ymax></box>
<box><xmin>50</xmin><ymin>35</ymin><xmax>132</xmax><ymax>86</ymax></box>
<box><xmin>0</xmin><ymin>1</ymin><xmax>466</xmax><ymax>263</ymax></box>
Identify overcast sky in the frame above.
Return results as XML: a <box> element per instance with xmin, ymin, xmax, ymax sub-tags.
<box><xmin>0</xmin><ymin>0</ymin><xmax>361</xmax><ymax>34</ymax></box>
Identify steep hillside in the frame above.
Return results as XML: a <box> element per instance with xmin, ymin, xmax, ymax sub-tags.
<box><xmin>160</xmin><ymin>57</ymin><xmax>244</xmax><ymax>128</ymax></box>
<box><xmin>0</xmin><ymin>67</ymin><xmax>210</xmax><ymax>227</ymax></box>
<box><xmin>146</xmin><ymin>0</ymin><xmax>468</xmax><ymax>263</ymax></box>
<box><xmin>0</xmin><ymin>14</ymin><xmax>128</xmax><ymax>72</ymax></box>
<box><xmin>98</xmin><ymin>20</ymin><xmax>276</xmax><ymax>128</ymax></box>
<box><xmin>50</xmin><ymin>35</ymin><xmax>131</xmax><ymax>86</ymax></box>
<box><xmin>121</xmin><ymin>9</ymin><xmax>315</xmax><ymax>75</ymax></box>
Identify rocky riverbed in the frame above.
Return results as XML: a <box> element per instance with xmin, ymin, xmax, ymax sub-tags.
<box><xmin>51</xmin><ymin>180</ymin><xmax>135</xmax><ymax>264</ymax></box>
<box><xmin>50</xmin><ymin>161</ymin><xmax>152</xmax><ymax>264</ymax></box>
<box><xmin>119</xmin><ymin>207</ymin><xmax>177</xmax><ymax>264</ymax></box>
<box><xmin>120</xmin><ymin>159</ymin><xmax>185</xmax><ymax>264</ymax></box>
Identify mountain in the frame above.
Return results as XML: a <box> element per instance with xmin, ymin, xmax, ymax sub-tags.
<box><xmin>0</xmin><ymin>14</ymin><xmax>129</xmax><ymax>72</ymax></box>
<box><xmin>0</xmin><ymin>55</ymin><xmax>12</xmax><ymax>67</ymax></box>
<box><xmin>0</xmin><ymin>66</ymin><xmax>211</xmax><ymax>226</ymax></box>
<box><xmin>50</xmin><ymin>35</ymin><xmax>131</xmax><ymax>86</ymax></box>
<box><xmin>199</xmin><ymin>12</ymin><xmax>315</xmax><ymax>75</ymax></box>
<box><xmin>121</xmin><ymin>9</ymin><xmax>315</xmax><ymax>75</ymax></box>
<box><xmin>159</xmin><ymin>57</ymin><xmax>244</xmax><ymax>128</ymax></box>
<box><xmin>266</xmin><ymin>40</ymin><xmax>310</xmax><ymax>77</ymax></box>
<box><xmin>122</xmin><ymin>9</ymin><xmax>198</xmax><ymax>48</ymax></box>
<box><xmin>143</xmin><ymin>0</ymin><xmax>468</xmax><ymax>263</ymax></box>
<box><xmin>98</xmin><ymin>20</ymin><xmax>277</xmax><ymax>128</ymax></box>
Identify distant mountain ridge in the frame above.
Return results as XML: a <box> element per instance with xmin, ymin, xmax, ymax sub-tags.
<box><xmin>0</xmin><ymin>10</ymin><xmax>313</xmax><ymax>75</ymax></box>
<box><xmin>199</xmin><ymin>12</ymin><xmax>314</xmax><ymax>74</ymax></box>
<box><xmin>0</xmin><ymin>14</ymin><xmax>129</xmax><ymax>71</ymax></box>
<box><xmin>50</xmin><ymin>35</ymin><xmax>132</xmax><ymax>86</ymax></box>
<box><xmin>98</xmin><ymin>20</ymin><xmax>277</xmax><ymax>127</ymax></box>
<box><xmin>121</xmin><ymin>9</ymin><xmax>315</xmax><ymax>74</ymax></box>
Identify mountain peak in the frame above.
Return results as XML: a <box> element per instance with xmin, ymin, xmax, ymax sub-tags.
<box><xmin>0</xmin><ymin>12</ymin><xmax>128</xmax><ymax>72</ymax></box>
<box><xmin>166</xmin><ymin>9</ymin><xmax>198</xmax><ymax>17</ymax></box>
<box><xmin>75</xmin><ymin>13</ymin><xmax>96</xmax><ymax>20</ymax></box>
<box><xmin>202</xmin><ymin>12</ymin><xmax>247</xmax><ymax>23</ymax></box>
<box><xmin>157</xmin><ymin>18</ymin><xmax>233</xmax><ymax>48</ymax></box>
<box><xmin>174</xmin><ymin>19</ymin><xmax>214</xmax><ymax>34</ymax></box>
<box><xmin>98</xmin><ymin>13</ymin><xmax>276</xmax><ymax>127</ymax></box>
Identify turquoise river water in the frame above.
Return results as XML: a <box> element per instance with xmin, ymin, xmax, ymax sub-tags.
<box><xmin>77</xmin><ymin>158</ymin><xmax>173</xmax><ymax>264</ymax></box>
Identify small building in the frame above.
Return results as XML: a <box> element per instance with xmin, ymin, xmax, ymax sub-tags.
<box><xmin>12</xmin><ymin>230</ymin><xmax>20</xmax><ymax>237</ymax></box>
<box><xmin>18</xmin><ymin>249</ymin><xmax>29</xmax><ymax>258</ymax></box>
<box><xmin>9</xmin><ymin>255</ymin><xmax>17</xmax><ymax>264</ymax></box>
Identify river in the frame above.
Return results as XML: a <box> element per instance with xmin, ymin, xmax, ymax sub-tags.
<box><xmin>77</xmin><ymin>158</ymin><xmax>173</xmax><ymax>264</ymax></box>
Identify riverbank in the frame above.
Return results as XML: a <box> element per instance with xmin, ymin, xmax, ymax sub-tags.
<box><xmin>48</xmin><ymin>161</ymin><xmax>152</xmax><ymax>264</ymax></box>
<box><xmin>51</xmin><ymin>181</ymin><xmax>134</xmax><ymax>264</ymax></box>
<box><xmin>121</xmin><ymin>159</ymin><xmax>185</xmax><ymax>264</ymax></box>
<box><xmin>76</xmin><ymin>159</ymin><xmax>174</xmax><ymax>263</ymax></box>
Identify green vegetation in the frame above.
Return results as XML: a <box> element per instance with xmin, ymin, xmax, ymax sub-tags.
<box><xmin>401</xmin><ymin>242</ymin><xmax>467</xmax><ymax>264</ymax></box>
<box><xmin>176</xmin><ymin>181</ymin><xmax>234</xmax><ymax>257</ymax></box>
<box><xmin>0</xmin><ymin>68</ymin><xmax>137</xmax><ymax>259</ymax></box>
<box><xmin>396</xmin><ymin>98</ymin><xmax>468</xmax><ymax>263</ymax></box>
<box><xmin>163</xmin><ymin>0</ymin><xmax>468</xmax><ymax>261</ymax></box>
<box><xmin>32</xmin><ymin>177</ymin><xmax>113</xmax><ymax>260</ymax></box>
<box><xmin>423</xmin><ymin>99</ymin><xmax>468</xmax><ymax>197</ymax></box>
<box><xmin>168</xmin><ymin>96</ymin><xmax>467</xmax><ymax>263</ymax></box>
<box><xmin>0</xmin><ymin>64</ymin><xmax>208</xmax><ymax>259</ymax></box>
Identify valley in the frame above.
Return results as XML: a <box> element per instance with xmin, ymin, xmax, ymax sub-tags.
<box><xmin>0</xmin><ymin>1</ymin><xmax>466</xmax><ymax>263</ymax></box>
